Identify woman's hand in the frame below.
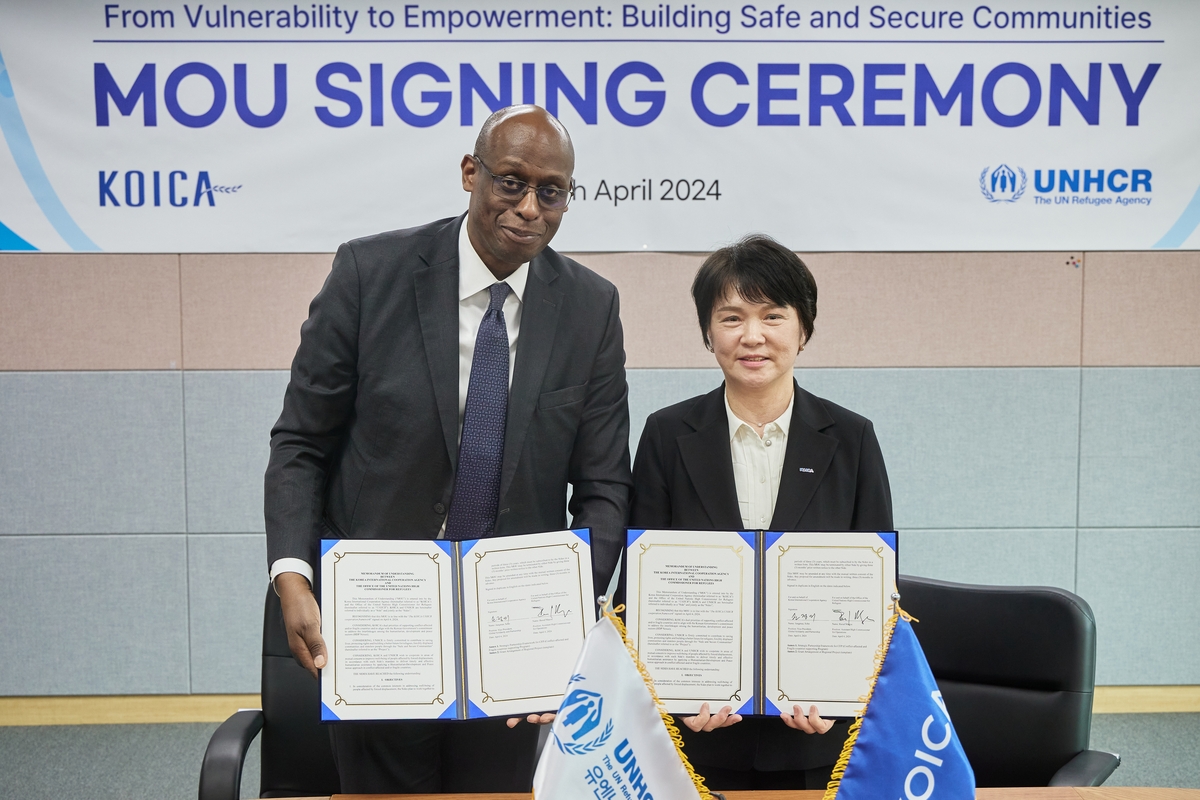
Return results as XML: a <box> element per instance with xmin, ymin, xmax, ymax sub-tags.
<box><xmin>681</xmin><ymin>702</ymin><xmax>743</xmax><ymax>732</ymax></box>
<box><xmin>780</xmin><ymin>704</ymin><xmax>834</xmax><ymax>734</ymax></box>
<box><xmin>506</xmin><ymin>712</ymin><xmax>556</xmax><ymax>728</ymax></box>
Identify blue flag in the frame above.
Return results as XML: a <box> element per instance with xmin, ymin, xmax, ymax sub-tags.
<box><xmin>826</xmin><ymin>613</ymin><xmax>975</xmax><ymax>800</ymax></box>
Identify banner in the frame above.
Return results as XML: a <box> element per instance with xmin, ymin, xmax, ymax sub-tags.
<box><xmin>1</xmin><ymin>0</ymin><xmax>1198</xmax><ymax>252</ymax></box>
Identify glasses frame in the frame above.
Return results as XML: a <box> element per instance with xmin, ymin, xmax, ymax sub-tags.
<box><xmin>472</xmin><ymin>155</ymin><xmax>574</xmax><ymax>210</ymax></box>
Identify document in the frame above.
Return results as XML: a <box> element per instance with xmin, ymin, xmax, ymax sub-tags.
<box><xmin>625</xmin><ymin>530</ymin><xmax>897</xmax><ymax>718</ymax></box>
<box><xmin>461</xmin><ymin>530</ymin><xmax>594</xmax><ymax>718</ymax></box>
<box><xmin>764</xmin><ymin>532</ymin><xmax>897</xmax><ymax>717</ymax></box>
<box><xmin>625</xmin><ymin>530</ymin><xmax>756</xmax><ymax>715</ymax></box>
<box><xmin>321</xmin><ymin>529</ymin><xmax>595</xmax><ymax>721</ymax></box>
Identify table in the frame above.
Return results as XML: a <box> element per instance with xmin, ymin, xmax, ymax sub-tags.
<box><xmin>308</xmin><ymin>789</ymin><xmax>1200</xmax><ymax>799</ymax></box>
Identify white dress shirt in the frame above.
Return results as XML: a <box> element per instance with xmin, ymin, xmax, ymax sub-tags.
<box><xmin>726</xmin><ymin>389</ymin><xmax>794</xmax><ymax>530</ymax></box>
<box><xmin>270</xmin><ymin>218</ymin><xmax>529</xmax><ymax>587</ymax></box>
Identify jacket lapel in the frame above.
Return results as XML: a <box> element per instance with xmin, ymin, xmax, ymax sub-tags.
<box><xmin>499</xmin><ymin>252</ymin><xmax>564</xmax><ymax>504</ymax></box>
<box><xmin>414</xmin><ymin>216</ymin><xmax>464</xmax><ymax>470</ymax></box>
<box><xmin>677</xmin><ymin>386</ymin><xmax>743</xmax><ymax>530</ymax></box>
<box><xmin>770</xmin><ymin>383</ymin><xmax>839</xmax><ymax>530</ymax></box>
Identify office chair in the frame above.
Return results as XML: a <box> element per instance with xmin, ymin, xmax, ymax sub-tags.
<box><xmin>198</xmin><ymin>587</ymin><xmax>339</xmax><ymax>800</ymax></box>
<box><xmin>897</xmin><ymin>574</ymin><xmax>1120</xmax><ymax>787</ymax></box>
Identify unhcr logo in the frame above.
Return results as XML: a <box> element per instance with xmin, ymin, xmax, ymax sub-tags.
<box><xmin>980</xmin><ymin>164</ymin><xmax>1027</xmax><ymax>203</ymax></box>
<box><xmin>551</xmin><ymin>677</ymin><xmax>614</xmax><ymax>755</ymax></box>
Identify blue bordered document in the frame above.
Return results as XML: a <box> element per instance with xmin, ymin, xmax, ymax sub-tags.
<box><xmin>320</xmin><ymin>529</ymin><xmax>594</xmax><ymax>722</ymax></box>
<box><xmin>625</xmin><ymin>530</ymin><xmax>897</xmax><ymax>719</ymax></box>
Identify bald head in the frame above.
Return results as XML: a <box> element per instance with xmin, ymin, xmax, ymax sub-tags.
<box><xmin>473</xmin><ymin>105</ymin><xmax>574</xmax><ymax>172</ymax></box>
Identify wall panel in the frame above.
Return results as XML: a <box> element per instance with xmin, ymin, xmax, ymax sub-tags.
<box><xmin>183</xmin><ymin>371</ymin><xmax>290</xmax><ymax>533</ymax></box>
<box><xmin>0</xmin><ymin>535</ymin><xmax>190</xmax><ymax>695</ymax></box>
<box><xmin>899</xmin><ymin>529</ymin><xmax>1077</xmax><ymax>590</ymax></box>
<box><xmin>180</xmin><ymin>254</ymin><xmax>331</xmax><ymax>370</ymax></box>
<box><xmin>0</xmin><ymin>253</ymin><xmax>182</xmax><ymax>371</ymax></box>
<box><xmin>1078</xmin><ymin>529</ymin><xmax>1200</xmax><ymax>685</ymax></box>
<box><xmin>188</xmin><ymin>534</ymin><xmax>268</xmax><ymax>694</ymax></box>
<box><xmin>0</xmin><ymin>372</ymin><xmax>186</xmax><ymax>534</ymax></box>
<box><xmin>1083</xmin><ymin>252</ymin><xmax>1200</xmax><ymax>366</ymax></box>
<box><xmin>1079</xmin><ymin>368</ymin><xmax>1200</xmax><ymax>528</ymax></box>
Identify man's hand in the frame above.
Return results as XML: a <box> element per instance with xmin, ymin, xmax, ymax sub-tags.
<box><xmin>506</xmin><ymin>713</ymin><xmax>556</xmax><ymax>728</ymax></box>
<box><xmin>780</xmin><ymin>704</ymin><xmax>834</xmax><ymax>734</ymax></box>
<box><xmin>276</xmin><ymin>572</ymin><xmax>327</xmax><ymax>679</ymax></box>
<box><xmin>681</xmin><ymin>703</ymin><xmax>743</xmax><ymax>733</ymax></box>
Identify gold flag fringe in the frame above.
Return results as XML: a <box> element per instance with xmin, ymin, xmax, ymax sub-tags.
<box><xmin>821</xmin><ymin>604</ymin><xmax>917</xmax><ymax>800</ymax></box>
<box><xmin>603</xmin><ymin>602</ymin><xmax>715</xmax><ymax>800</ymax></box>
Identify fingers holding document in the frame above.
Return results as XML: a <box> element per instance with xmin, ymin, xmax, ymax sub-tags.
<box><xmin>506</xmin><ymin>712</ymin><xmax>557</xmax><ymax>729</ymax></box>
<box><xmin>682</xmin><ymin>702</ymin><xmax>743</xmax><ymax>732</ymax></box>
<box><xmin>780</xmin><ymin>704</ymin><xmax>834</xmax><ymax>734</ymax></box>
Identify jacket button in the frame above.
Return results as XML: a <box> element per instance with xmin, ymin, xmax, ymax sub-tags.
<box><xmin>434</xmin><ymin>503</ymin><xmax>446</xmax><ymax>515</ymax></box>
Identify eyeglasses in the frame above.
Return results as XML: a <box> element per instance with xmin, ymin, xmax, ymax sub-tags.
<box><xmin>472</xmin><ymin>155</ymin><xmax>573</xmax><ymax>210</ymax></box>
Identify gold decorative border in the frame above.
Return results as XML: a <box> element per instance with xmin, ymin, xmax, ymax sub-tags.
<box><xmin>469</xmin><ymin>540</ymin><xmax>590</xmax><ymax>704</ymax></box>
<box><xmin>634</xmin><ymin>537</ymin><xmax>749</xmax><ymax>703</ymax></box>
<box><xmin>772</xmin><ymin>542</ymin><xmax>888</xmax><ymax>706</ymax></box>
<box><xmin>331</xmin><ymin>549</ymin><xmax>448</xmax><ymax>707</ymax></box>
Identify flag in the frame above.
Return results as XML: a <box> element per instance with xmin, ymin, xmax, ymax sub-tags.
<box><xmin>825</xmin><ymin>610</ymin><xmax>975</xmax><ymax>800</ymax></box>
<box><xmin>533</xmin><ymin>613</ymin><xmax>712</xmax><ymax>800</ymax></box>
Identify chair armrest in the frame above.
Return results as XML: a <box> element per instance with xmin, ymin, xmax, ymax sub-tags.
<box><xmin>1048</xmin><ymin>749</ymin><xmax>1121</xmax><ymax>787</ymax></box>
<box><xmin>198</xmin><ymin>709</ymin><xmax>265</xmax><ymax>800</ymax></box>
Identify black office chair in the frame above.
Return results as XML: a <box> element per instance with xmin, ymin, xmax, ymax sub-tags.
<box><xmin>897</xmin><ymin>574</ymin><xmax>1120</xmax><ymax>787</ymax></box>
<box><xmin>198</xmin><ymin>587</ymin><xmax>339</xmax><ymax>800</ymax></box>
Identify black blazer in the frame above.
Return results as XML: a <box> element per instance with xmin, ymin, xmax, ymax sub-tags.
<box><xmin>630</xmin><ymin>381</ymin><xmax>893</xmax><ymax>772</ymax></box>
<box><xmin>265</xmin><ymin>214</ymin><xmax>632</xmax><ymax>592</ymax></box>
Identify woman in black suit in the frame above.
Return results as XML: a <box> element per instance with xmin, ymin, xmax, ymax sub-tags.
<box><xmin>630</xmin><ymin>234</ymin><xmax>893</xmax><ymax>791</ymax></box>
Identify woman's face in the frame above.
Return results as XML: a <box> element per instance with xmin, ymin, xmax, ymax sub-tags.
<box><xmin>707</xmin><ymin>289</ymin><xmax>805</xmax><ymax>396</ymax></box>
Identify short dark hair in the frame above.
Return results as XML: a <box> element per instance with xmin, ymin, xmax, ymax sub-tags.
<box><xmin>691</xmin><ymin>234</ymin><xmax>817</xmax><ymax>347</ymax></box>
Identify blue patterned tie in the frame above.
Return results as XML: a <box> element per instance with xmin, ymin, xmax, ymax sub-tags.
<box><xmin>446</xmin><ymin>282</ymin><xmax>511</xmax><ymax>540</ymax></box>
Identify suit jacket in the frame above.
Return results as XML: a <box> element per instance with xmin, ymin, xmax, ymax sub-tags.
<box><xmin>630</xmin><ymin>381</ymin><xmax>893</xmax><ymax>772</ymax></box>
<box><xmin>265</xmin><ymin>214</ymin><xmax>632</xmax><ymax>592</ymax></box>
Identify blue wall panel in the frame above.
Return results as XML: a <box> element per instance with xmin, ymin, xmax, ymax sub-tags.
<box><xmin>1079</xmin><ymin>368</ymin><xmax>1200</xmax><ymax>528</ymax></box>
<box><xmin>0</xmin><ymin>372</ymin><xmax>186</xmax><ymax>534</ymax></box>
<box><xmin>0</xmin><ymin>535</ymin><xmax>190</xmax><ymax>695</ymax></box>
<box><xmin>188</xmin><ymin>533</ymin><xmax>268</xmax><ymax>694</ymax></box>
<box><xmin>900</xmin><ymin>529</ymin><xmax>1077</xmax><ymax>591</ymax></box>
<box><xmin>184</xmin><ymin>371</ymin><xmax>289</xmax><ymax>533</ymax></box>
<box><xmin>1078</xmin><ymin>529</ymin><xmax>1200</xmax><ymax>685</ymax></box>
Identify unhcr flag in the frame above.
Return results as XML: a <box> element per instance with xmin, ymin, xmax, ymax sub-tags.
<box><xmin>533</xmin><ymin>612</ymin><xmax>712</xmax><ymax>800</ymax></box>
<box><xmin>825</xmin><ymin>610</ymin><xmax>975</xmax><ymax>800</ymax></box>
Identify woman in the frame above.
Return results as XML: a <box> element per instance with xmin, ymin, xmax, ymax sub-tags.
<box><xmin>630</xmin><ymin>234</ymin><xmax>893</xmax><ymax>790</ymax></box>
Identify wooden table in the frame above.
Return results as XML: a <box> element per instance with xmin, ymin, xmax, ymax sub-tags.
<box><xmin>315</xmin><ymin>789</ymin><xmax>1200</xmax><ymax>799</ymax></box>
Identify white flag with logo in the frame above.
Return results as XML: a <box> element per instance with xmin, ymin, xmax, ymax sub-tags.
<box><xmin>533</xmin><ymin>615</ymin><xmax>707</xmax><ymax>800</ymax></box>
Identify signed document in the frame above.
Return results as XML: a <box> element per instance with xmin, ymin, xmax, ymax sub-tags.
<box><xmin>625</xmin><ymin>529</ymin><xmax>896</xmax><ymax>718</ymax></box>
<box><xmin>460</xmin><ymin>530</ymin><xmax>594</xmax><ymax>718</ymax></box>
<box><xmin>321</xmin><ymin>529</ymin><xmax>594</xmax><ymax>721</ymax></box>
<box><xmin>764</xmin><ymin>532</ymin><xmax>897</xmax><ymax>718</ymax></box>
<box><xmin>625</xmin><ymin>529</ymin><xmax>756</xmax><ymax>715</ymax></box>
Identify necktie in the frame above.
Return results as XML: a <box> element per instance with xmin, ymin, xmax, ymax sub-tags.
<box><xmin>446</xmin><ymin>282</ymin><xmax>511</xmax><ymax>540</ymax></box>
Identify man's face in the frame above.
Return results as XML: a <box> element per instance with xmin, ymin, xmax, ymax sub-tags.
<box><xmin>461</xmin><ymin>116</ymin><xmax>573</xmax><ymax>278</ymax></box>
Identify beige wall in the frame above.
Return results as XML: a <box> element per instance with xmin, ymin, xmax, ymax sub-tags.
<box><xmin>2</xmin><ymin>250</ymin><xmax>1197</xmax><ymax>370</ymax></box>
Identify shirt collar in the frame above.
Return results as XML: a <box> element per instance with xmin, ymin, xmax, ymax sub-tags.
<box><xmin>724</xmin><ymin>387</ymin><xmax>795</xmax><ymax>442</ymax></box>
<box><xmin>458</xmin><ymin>216</ymin><xmax>529</xmax><ymax>303</ymax></box>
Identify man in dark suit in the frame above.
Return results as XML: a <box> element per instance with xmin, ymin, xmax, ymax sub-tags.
<box><xmin>264</xmin><ymin>105</ymin><xmax>631</xmax><ymax>793</ymax></box>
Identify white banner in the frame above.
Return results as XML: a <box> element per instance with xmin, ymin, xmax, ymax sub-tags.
<box><xmin>1</xmin><ymin>0</ymin><xmax>1198</xmax><ymax>252</ymax></box>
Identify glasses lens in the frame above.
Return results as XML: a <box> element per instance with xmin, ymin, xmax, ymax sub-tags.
<box><xmin>537</xmin><ymin>187</ymin><xmax>570</xmax><ymax>209</ymax></box>
<box><xmin>493</xmin><ymin>176</ymin><xmax>527</xmax><ymax>198</ymax></box>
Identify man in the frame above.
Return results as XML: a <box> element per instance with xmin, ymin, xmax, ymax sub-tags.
<box><xmin>264</xmin><ymin>105</ymin><xmax>631</xmax><ymax>793</ymax></box>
